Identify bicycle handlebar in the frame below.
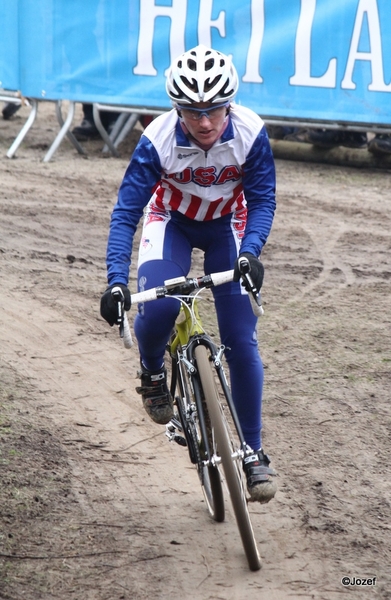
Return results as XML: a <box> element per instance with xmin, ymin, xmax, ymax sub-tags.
<box><xmin>129</xmin><ymin>269</ymin><xmax>235</xmax><ymax>305</ymax></box>
<box><xmin>111</xmin><ymin>257</ymin><xmax>264</xmax><ymax>348</ymax></box>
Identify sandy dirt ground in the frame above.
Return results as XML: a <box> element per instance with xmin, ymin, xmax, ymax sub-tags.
<box><xmin>0</xmin><ymin>102</ymin><xmax>390</xmax><ymax>600</ymax></box>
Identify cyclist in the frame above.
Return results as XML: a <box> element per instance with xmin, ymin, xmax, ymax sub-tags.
<box><xmin>100</xmin><ymin>44</ymin><xmax>277</xmax><ymax>504</ymax></box>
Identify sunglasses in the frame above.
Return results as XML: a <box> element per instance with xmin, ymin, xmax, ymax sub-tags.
<box><xmin>177</xmin><ymin>101</ymin><xmax>230</xmax><ymax>121</ymax></box>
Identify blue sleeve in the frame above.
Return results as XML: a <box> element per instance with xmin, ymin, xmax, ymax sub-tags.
<box><xmin>106</xmin><ymin>136</ymin><xmax>162</xmax><ymax>285</ymax></box>
<box><xmin>240</xmin><ymin>127</ymin><xmax>276</xmax><ymax>257</ymax></box>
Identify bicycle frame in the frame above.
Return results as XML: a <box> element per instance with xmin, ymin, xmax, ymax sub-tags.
<box><xmin>168</xmin><ymin>293</ymin><xmax>248</xmax><ymax>462</ymax></box>
<box><xmin>170</xmin><ymin>295</ymin><xmax>204</xmax><ymax>353</ymax></box>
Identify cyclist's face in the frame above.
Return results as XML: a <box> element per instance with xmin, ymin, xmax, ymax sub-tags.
<box><xmin>179</xmin><ymin>102</ymin><xmax>229</xmax><ymax>146</ymax></box>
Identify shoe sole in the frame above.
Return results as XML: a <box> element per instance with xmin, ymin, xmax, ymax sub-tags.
<box><xmin>248</xmin><ymin>479</ymin><xmax>277</xmax><ymax>504</ymax></box>
<box><xmin>143</xmin><ymin>402</ymin><xmax>174</xmax><ymax>425</ymax></box>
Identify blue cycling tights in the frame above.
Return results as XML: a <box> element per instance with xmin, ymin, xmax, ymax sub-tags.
<box><xmin>134</xmin><ymin>210</ymin><xmax>264</xmax><ymax>451</ymax></box>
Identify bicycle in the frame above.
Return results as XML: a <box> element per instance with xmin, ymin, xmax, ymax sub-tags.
<box><xmin>111</xmin><ymin>257</ymin><xmax>264</xmax><ymax>571</ymax></box>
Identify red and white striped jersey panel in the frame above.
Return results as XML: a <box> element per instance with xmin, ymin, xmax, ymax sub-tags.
<box><xmin>151</xmin><ymin>181</ymin><xmax>246</xmax><ymax>221</ymax></box>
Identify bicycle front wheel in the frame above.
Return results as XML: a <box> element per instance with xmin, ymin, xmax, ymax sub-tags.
<box><xmin>194</xmin><ymin>345</ymin><xmax>261</xmax><ymax>571</ymax></box>
<box><xmin>174</xmin><ymin>352</ymin><xmax>225</xmax><ymax>523</ymax></box>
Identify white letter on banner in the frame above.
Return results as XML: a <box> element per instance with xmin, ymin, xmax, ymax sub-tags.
<box><xmin>243</xmin><ymin>0</ymin><xmax>264</xmax><ymax>83</ymax></box>
<box><xmin>198</xmin><ymin>0</ymin><xmax>225</xmax><ymax>47</ymax></box>
<box><xmin>134</xmin><ymin>0</ymin><xmax>187</xmax><ymax>76</ymax></box>
<box><xmin>289</xmin><ymin>0</ymin><xmax>337</xmax><ymax>88</ymax></box>
<box><xmin>341</xmin><ymin>0</ymin><xmax>391</xmax><ymax>91</ymax></box>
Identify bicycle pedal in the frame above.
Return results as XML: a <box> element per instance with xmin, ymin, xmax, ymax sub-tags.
<box><xmin>173</xmin><ymin>434</ymin><xmax>187</xmax><ymax>447</ymax></box>
<box><xmin>165</xmin><ymin>422</ymin><xmax>187</xmax><ymax>446</ymax></box>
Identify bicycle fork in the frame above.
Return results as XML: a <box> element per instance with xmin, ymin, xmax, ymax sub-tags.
<box><xmin>165</xmin><ymin>346</ymin><xmax>213</xmax><ymax>466</ymax></box>
<box><xmin>165</xmin><ymin>351</ymin><xmax>196</xmax><ymax>451</ymax></box>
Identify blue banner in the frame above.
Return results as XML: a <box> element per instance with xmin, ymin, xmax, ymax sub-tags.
<box><xmin>2</xmin><ymin>0</ymin><xmax>391</xmax><ymax>125</ymax></box>
<box><xmin>0</xmin><ymin>0</ymin><xmax>19</xmax><ymax>90</ymax></box>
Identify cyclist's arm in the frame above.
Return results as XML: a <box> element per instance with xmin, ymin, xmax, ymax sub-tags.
<box><xmin>106</xmin><ymin>136</ymin><xmax>162</xmax><ymax>285</ymax></box>
<box><xmin>240</xmin><ymin>127</ymin><xmax>276</xmax><ymax>257</ymax></box>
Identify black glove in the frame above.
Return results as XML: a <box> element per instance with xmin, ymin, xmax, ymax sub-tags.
<box><xmin>100</xmin><ymin>284</ymin><xmax>131</xmax><ymax>326</ymax></box>
<box><xmin>233</xmin><ymin>253</ymin><xmax>264</xmax><ymax>292</ymax></box>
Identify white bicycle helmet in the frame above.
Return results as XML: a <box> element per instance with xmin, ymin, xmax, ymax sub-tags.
<box><xmin>166</xmin><ymin>44</ymin><xmax>239</xmax><ymax>105</ymax></box>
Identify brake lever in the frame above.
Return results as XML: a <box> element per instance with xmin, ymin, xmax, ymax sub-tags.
<box><xmin>110</xmin><ymin>286</ymin><xmax>133</xmax><ymax>348</ymax></box>
<box><xmin>238</xmin><ymin>256</ymin><xmax>262</xmax><ymax>307</ymax></box>
<box><xmin>111</xmin><ymin>286</ymin><xmax>125</xmax><ymax>338</ymax></box>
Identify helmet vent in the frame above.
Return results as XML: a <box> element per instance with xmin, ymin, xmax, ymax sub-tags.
<box><xmin>219</xmin><ymin>80</ymin><xmax>232</xmax><ymax>98</ymax></box>
<box><xmin>204</xmin><ymin>75</ymin><xmax>221</xmax><ymax>92</ymax></box>
<box><xmin>180</xmin><ymin>76</ymin><xmax>198</xmax><ymax>94</ymax></box>
<box><xmin>187</xmin><ymin>59</ymin><xmax>197</xmax><ymax>71</ymax></box>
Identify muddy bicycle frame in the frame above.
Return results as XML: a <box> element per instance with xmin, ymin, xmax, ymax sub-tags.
<box><xmin>166</xmin><ymin>285</ymin><xmax>247</xmax><ymax>466</ymax></box>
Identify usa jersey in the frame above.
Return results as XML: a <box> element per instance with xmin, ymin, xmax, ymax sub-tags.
<box><xmin>107</xmin><ymin>104</ymin><xmax>276</xmax><ymax>285</ymax></box>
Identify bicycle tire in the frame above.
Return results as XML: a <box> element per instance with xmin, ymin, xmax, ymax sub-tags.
<box><xmin>194</xmin><ymin>345</ymin><xmax>261</xmax><ymax>571</ymax></box>
<box><xmin>174</xmin><ymin>352</ymin><xmax>225</xmax><ymax>523</ymax></box>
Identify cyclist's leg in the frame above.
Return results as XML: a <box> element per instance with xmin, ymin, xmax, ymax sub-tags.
<box><xmin>134</xmin><ymin>258</ymin><xmax>184</xmax><ymax>424</ymax></box>
<box><xmin>134</xmin><ymin>259</ymin><xmax>184</xmax><ymax>370</ymax></box>
<box><xmin>134</xmin><ymin>211</ymin><xmax>192</xmax><ymax>371</ymax></box>
<box><xmin>133</xmin><ymin>212</ymin><xmax>192</xmax><ymax>423</ymax></box>
<box><xmin>201</xmin><ymin>213</ymin><xmax>263</xmax><ymax>450</ymax></box>
<box><xmin>213</xmin><ymin>293</ymin><xmax>263</xmax><ymax>451</ymax></box>
<box><xmin>213</xmin><ymin>290</ymin><xmax>277</xmax><ymax>503</ymax></box>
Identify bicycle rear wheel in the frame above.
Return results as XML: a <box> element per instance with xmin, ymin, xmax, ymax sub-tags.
<box><xmin>194</xmin><ymin>345</ymin><xmax>261</xmax><ymax>571</ymax></box>
<box><xmin>174</xmin><ymin>353</ymin><xmax>225</xmax><ymax>522</ymax></box>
